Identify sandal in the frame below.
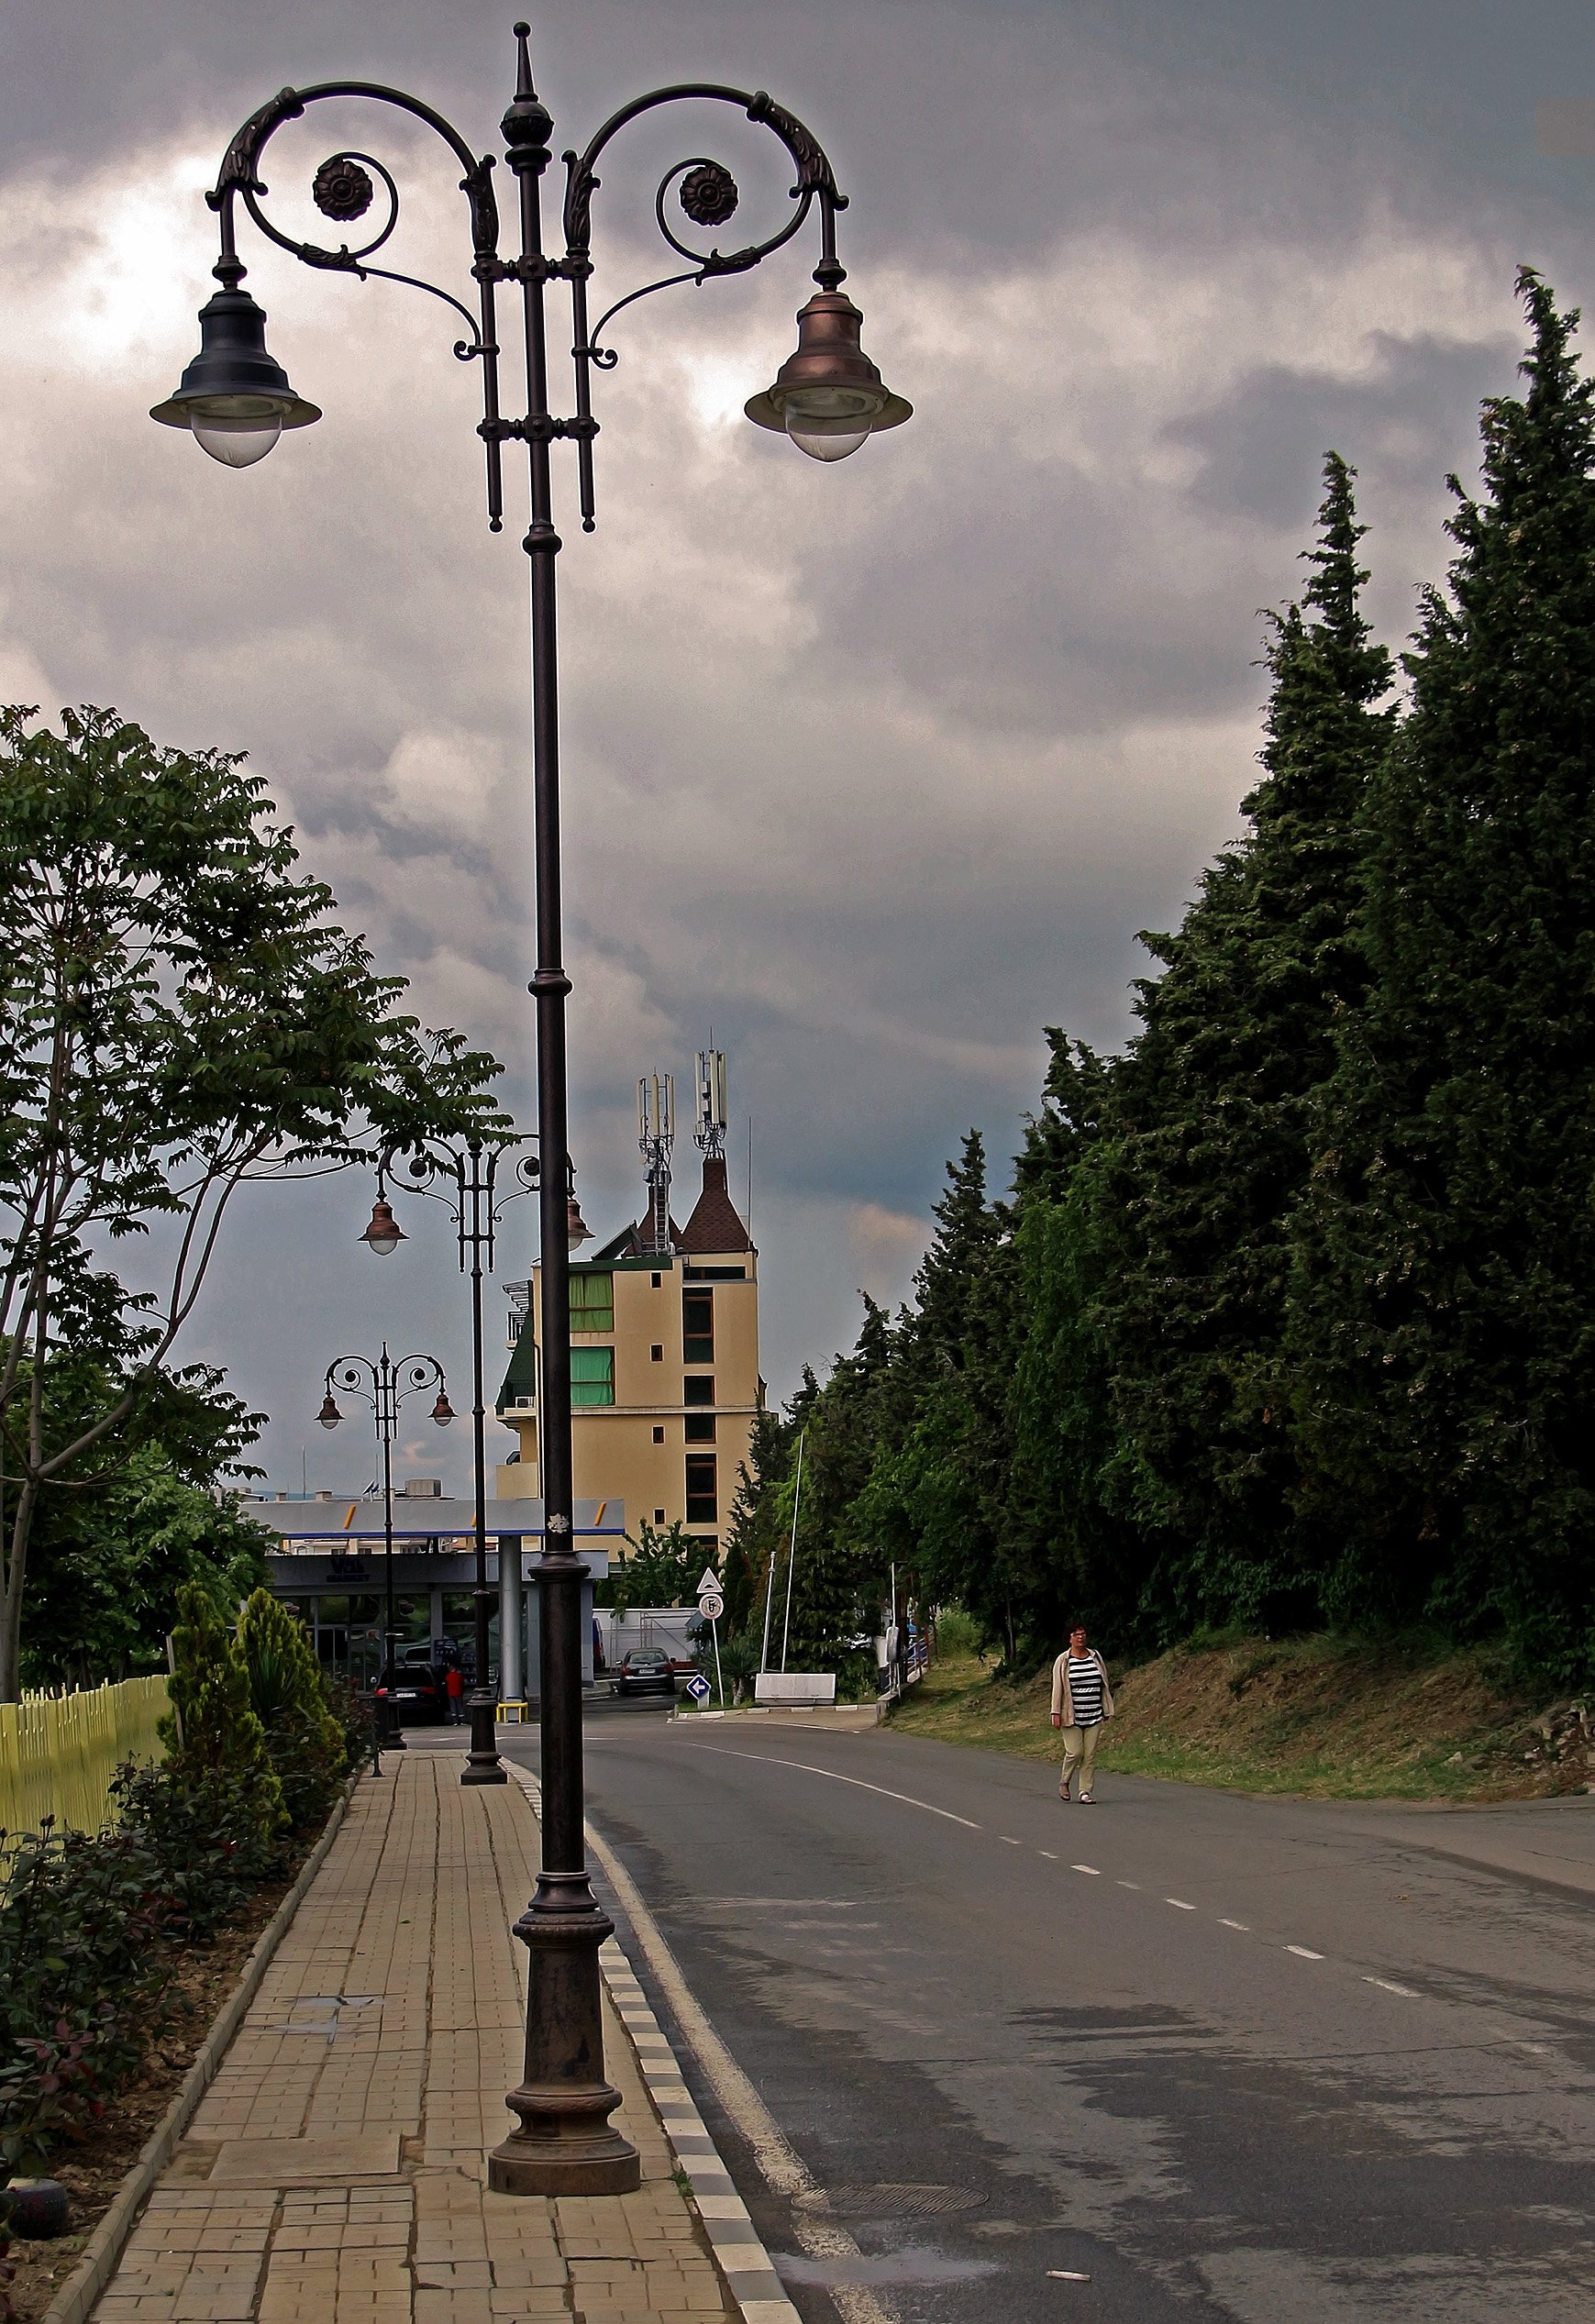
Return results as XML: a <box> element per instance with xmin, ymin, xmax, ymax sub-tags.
<box><xmin>1079</xmin><ymin>1793</ymin><xmax>1094</xmax><ymax>1805</ymax></box>
<box><xmin>1058</xmin><ymin>1780</ymin><xmax>1071</xmax><ymax>1801</ymax></box>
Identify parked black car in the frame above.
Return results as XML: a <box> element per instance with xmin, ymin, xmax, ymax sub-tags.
<box><xmin>373</xmin><ymin>1662</ymin><xmax>449</xmax><ymax>1725</ymax></box>
<box><xmin>614</xmin><ymin>1648</ymin><xmax>677</xmax><ymax>1698</ymax></box>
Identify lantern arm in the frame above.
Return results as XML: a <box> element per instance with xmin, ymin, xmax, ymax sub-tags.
<box><xmin>207</xmin><ymin>77</ymin><xmax>509</xmax><ymax>524</ymax></box>
<box><xmin>562</xmin><ymin>83</ymin><xmax>846</xmax><ymax>363</ymax></box>
<box><xmin>558</xmin><ymin>83</ymin><xmax>846</xmax><ymax>530</ymax></box>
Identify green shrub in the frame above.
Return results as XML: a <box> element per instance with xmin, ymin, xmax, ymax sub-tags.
<box><xmin>933</xmin><ymin>1606</ymin><xmax>983</xmax><ymax>1659</ymax></box>
<box><xmin>161</xmin><ymin>1581</ymin><xmax>285</xmax><ymax>1843</ymax></box>
<box><xmin>237</xmin><ymin>1591</ymin><xmax>345</xmax><ymax>1832</ymax></box>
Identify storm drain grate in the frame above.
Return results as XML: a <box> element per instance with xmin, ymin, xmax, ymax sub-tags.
<box><xmin>798</xmin><ymin>2185</ymin><xmax>985</xmax><ymax>2219</ymax></box>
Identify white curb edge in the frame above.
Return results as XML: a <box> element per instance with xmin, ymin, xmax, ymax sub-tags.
<box><xmin>37</xmin><ymin>1770</ymin><xmax>364</xmax><ymax>2324</ymax></box>
<box><xmin>504</xmin><ymin>1762</ymin><xmax>800</xmax><ymax>2324</ymax></box>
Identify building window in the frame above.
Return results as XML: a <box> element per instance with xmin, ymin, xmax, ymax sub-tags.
<box><xmin>570</xmin><ymin>1270</ymin><xmax>615</xmax><ymax>1334</ymax></box>
<box><xmin>684</xmin><ymin>1455</ymin><xmax>717</xmax><ymax>1524</ymax></box>
<box><xmin>654</xmin><ymin>1508</ymin><xmax>666</xmax><ymax>1524</ymax></box>
<box><xmin>651</xmin><ymin>1271</ymin><xmax>661</xmax><ymax>1289</ymax></box>
<box><xmin>682</xmin><ymin>1289</ymin><xmax>714</xmax><ymax>1365</ymax></box>
<box><xmin>685</xmin><ymin>1413</ymin><xmax>715</xmax><ymax>1444</ymax></box>
<box><xmin>570</xmin><ymin>1347</ymin><xmax>615</xmax><ymax>1406</ymax></box>
<box><xmin>682</xmin><ymin>1377</ymin><xmax>714</xmax><ymax>1406</ymax></box>
<box><xmin>650</xmin><ymin>1343</ymin><xmax>663</xmax><ymax>1362</ymax></box>
<box><xmin>652</xmin><ymin>1425</ymin><xmax>665</xmax><ymax>1444</ymax></box>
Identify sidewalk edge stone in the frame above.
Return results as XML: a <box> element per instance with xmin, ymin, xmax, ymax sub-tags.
<box><xmin>39</xmin><ymin>1768</ymin><xmax>365</xmax><ymax>2324</ymax></box>
<box><xmin>504</xmin><ymin>1760</ymin><xmax>802</xmax><ymax>2324</ymax></box>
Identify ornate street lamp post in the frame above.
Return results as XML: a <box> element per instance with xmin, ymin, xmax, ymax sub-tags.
<box><xmin>360</xmin><ymin>1137</ymin><xmax>591</xmax><ymax>1788</ymax></box>
<box><xmin>155</xmin><ymin>17</ymin><xmax>908</xmax><ymax>2200</ymax></box>
<box><xmin>318</xmin><ymin>1344</ymin><xmax>455</xmax><ymax>1747</ymax></box>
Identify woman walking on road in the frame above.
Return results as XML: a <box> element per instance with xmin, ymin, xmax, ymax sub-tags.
<box><xmin>1051</xmin><ymin>1623</ymin><xmax>1113</xmax><ymax>1802</ymax></box>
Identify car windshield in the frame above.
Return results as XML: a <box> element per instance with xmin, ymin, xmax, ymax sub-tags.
<box><xmin>629</xmin><ymin>1652</ymin><xmax>666</xmax><ymax>1666</ymax></box>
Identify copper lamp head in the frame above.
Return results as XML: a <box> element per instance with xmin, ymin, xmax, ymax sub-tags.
<box><xmin>746</xmin><ymin>290</ymin><xmax>912</xmax><ymax>462</ymax></box>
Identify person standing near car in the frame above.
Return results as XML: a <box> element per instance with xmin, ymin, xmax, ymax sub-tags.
<box><xmin>1050</xmin><ymin>1623</ymin><xmax>1113</xmax><ymax>1802</ymax></box>
<box><xmin>445</xmin><ymin>1662</ymin><xmax>466</xmax><ymax>1725</ymax></box>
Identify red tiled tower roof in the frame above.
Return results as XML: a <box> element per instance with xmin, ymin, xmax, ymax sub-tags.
<box><xmin>678</xmin><ymin>1156</ymin><xmax>752</xmax><ymax>1254</ymax></box>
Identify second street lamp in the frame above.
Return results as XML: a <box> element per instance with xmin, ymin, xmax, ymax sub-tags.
<box><xmin>318</xmin><ymin>1344</ymin><xmax>453</xmax><ymax>1747</ymax></box>
<box><xmin>157</xmin><ymin>16</ymin><xmax>908</xmax><ymax>2201</ymax></box>
<box><xmin>359</xmin><ymin>1134</ymin><xmax>553</xmax><ymax>1787</ymax></box>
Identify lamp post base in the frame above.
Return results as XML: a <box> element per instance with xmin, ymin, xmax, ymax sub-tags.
<box><xmin>461</xmin><ymin>1690</ymin><xmax>508</xmax><ymax>1785</ymax></box>
<box><xmin>489</xmin><ymin>1875</ymin><xmax>640</xmax><ymax>2196</ymax></box>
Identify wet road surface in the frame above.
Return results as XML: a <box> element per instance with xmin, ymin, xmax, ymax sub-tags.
<box><xmin>503</xmin><ymin>1710</ymin><xmax>1595</xmax><ymax>2320</ymax></box>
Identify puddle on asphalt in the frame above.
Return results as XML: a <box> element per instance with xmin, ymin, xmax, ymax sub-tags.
<box><xmin>775</xmin><ymin>2243</ymin><xmax>1000</xmax><ymax>2287</ymax></box>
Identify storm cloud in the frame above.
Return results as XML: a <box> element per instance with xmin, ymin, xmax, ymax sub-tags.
<box><xmin>3</xmin><ymin>0</ymin><xmax>1591</xmax><ymax>1489</ymax></box>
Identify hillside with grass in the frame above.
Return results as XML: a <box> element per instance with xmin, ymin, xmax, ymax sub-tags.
<box><xmin>888</xmin><ymin>1632</ymin><xmax>1593</xmax><ymax>1804</ymax></box>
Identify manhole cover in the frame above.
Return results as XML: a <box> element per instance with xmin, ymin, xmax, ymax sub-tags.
<box><xmin>797</xmin><ymin>2185</ymin><xmax>985</xmax><ymax>2219</ymax></box>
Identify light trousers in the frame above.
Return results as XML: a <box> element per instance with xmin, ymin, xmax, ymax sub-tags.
<box><xmin>1060</xmin><ymin>1721</ymin><xmax>1101</xmax><ymax>1793</ymax></box>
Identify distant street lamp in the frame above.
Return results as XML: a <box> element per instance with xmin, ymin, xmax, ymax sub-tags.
<box><xmin>156</xmin><ymin>17</ymin><xmax>907</xmax><ymax>2200</ymax></box>
<box><xmin>360</xmin><ymin>1135</ymin><xmax>586</xmax><ymax>1787</ymax></box>
<box><xmin>318</xmin><ymin>1344</ymin><xmax>453</xmax><ymax>1748</ymax></box>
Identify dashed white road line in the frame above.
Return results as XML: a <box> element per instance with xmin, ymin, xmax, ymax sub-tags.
<box><xmin>1365</xmin><ymin>1975</ymin><xmax>1419</xmax><ymax>1998</ymax></box>
<box><xmin>1038</xmin><ymin>1850</ymin><xmax>1058</xmax><ymax>1861</ymax></box>
<box><xmin>1072</xmin><ymin>1864</ymin><xmax>1101</xmax><ymax>1876</ymax></box>
<box><xmin>1219</xmin><ymin>1919</ymin><xmax>1250</xmax><ymax>1931</ymax></box>
<box><xmin>1287</xmin><ymin>1945</ymin><xmax>1324</xmax><ymax>1960</ymax></box>
<box><xmin>1117</xmin><ymin>1880</ymin><xmax>1141</xmax><ymax>1889</ymax></box>
<box><xmin>678</xmin><ymin>1743</ymin><xmax>982</xmax><ymax>1829</ymax></box>
<box><xmin>1167</xmin><ymin>1898</ymin><xmax>1197</xmax><ymax>1911</ymax></box>
<box><xmin>1002</xmin><ymin>1835</ymin><xmax>1021</xmax><ymax>1845</ymax></box>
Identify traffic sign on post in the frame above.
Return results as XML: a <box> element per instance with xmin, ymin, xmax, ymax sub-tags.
<box><xmin>697</xmin><ymin>1588</ymin><xmax>725</xmax><ymax>1622</ymax></box>
<box><xmin>694</xmin><ymin>1566</ymin><xmax>719</xmax><ymax>1599</ymax></box>
<box><xmin>685</xmin><ymin>1673</ymin><xmax>712</xmax><ymax>1704</ymax></box>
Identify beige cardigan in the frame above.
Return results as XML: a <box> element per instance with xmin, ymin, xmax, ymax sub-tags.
<box><xmin>1050</xmin><ymin>1648</ymin><xmax>1114</xmax><ymax>1723</ymax></box>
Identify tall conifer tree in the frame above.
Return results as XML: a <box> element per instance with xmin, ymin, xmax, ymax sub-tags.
<box><xmin>1090</xmin><ymin>456</ymin><xmax>1394</xmax><ymax>1628</ymax></box>
<box><xmin>1288</xmin><ymin>276</ymin><xmax>1595</xmax><ymax>1671</ymax></box>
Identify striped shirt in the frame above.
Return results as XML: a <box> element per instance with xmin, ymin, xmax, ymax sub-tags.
<box><xmin>1065</xmin><ymin>1652</ymin><xmax>1106</xmax><ymax>1726</ymax></box>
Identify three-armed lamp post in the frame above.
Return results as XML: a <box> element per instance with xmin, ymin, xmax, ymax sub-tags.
<box><xmin>155</xmin><ymin>17</ymin><xmax>908</xmax><ymax>2199</ymax></box>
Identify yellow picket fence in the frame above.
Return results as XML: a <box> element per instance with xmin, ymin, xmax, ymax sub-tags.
<box><xmin>0</xmin><ymin>1675</ymin><xmax>172</xmax><ymax>1842</ymax></box>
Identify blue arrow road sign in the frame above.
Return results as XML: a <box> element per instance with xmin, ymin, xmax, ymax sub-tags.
<box><xmin>685</xmin><ymin>1673</ymin><xmax>712</xmax><ymax>1703</ymax></box>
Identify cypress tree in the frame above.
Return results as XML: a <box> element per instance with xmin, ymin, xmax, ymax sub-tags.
<box><xmin>1288</xmin><ymin>274</ymin><xmax>1595</xmax><ymax>1674</ymax></box>
<box><xmin>1089</xmin><ymin>455</ymin><xmax>1394</xmax><ymax>1631</ymax></box>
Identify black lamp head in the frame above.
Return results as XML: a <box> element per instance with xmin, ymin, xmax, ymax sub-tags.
<box><xmin>151</xmin><ymin>279</ymin><xmax>321</xmax><ymax>469</ymax></box>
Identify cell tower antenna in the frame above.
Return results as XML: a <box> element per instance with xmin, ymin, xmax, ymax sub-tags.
<box><xmin>694</xmin><ymin>1048</ymin><xmax>727</xmax><ymax>1161</ymax></box>
<box><xmin>637</xmin><ymin>1071</ymin><xmax>675</xmax><ymax>1255</ymax></box>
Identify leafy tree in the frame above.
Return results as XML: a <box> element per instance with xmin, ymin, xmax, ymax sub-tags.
<box><xmin>600</xmin><ymin>1519</ymin><xmax>703</xmax><ymax>1614</ymax></box>
<box><xmin>1287</xmin><ymin>274</ymin><xmax>1595</xmax><ymax>1673</ymax></box>
<box><xmin>16</xmin><ymin>1362</ymin><xmax>270</xmax><ymax>1689</ymax></box>
<box><xmin>0</xmin><ymin>703</ymin><xmax>506</xmax><ymax>1699</ymax></box>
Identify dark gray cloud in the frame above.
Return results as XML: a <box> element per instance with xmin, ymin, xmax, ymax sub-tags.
<box><xmin>6</xmin><ymin>0</ymin><xmax>1595</xmax><ymax>1493</ymax></box>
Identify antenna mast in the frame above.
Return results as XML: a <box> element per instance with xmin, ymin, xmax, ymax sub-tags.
<box><xmin>637</xmin><ymin>1072</ymin><xmax>675</xmax><ymax>1256</ymax></box>
<box><xmin>694</xmin><ymin>1048</ymin><xmax>727</xmax><ymax>1160</ymax></box>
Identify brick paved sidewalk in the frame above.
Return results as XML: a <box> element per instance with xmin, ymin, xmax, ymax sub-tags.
<box><xmin>90</xmin><ymin>1749</ymin><xmax>737</xmax><ymax>2324</ymax></box>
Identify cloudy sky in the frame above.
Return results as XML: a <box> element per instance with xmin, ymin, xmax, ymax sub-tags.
<box><xmin>4</xmin><ymin>1</ymin><xmax>1593</xmax><ymax>1494</ymax></box>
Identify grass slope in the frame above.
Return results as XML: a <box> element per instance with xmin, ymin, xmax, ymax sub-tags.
<box><xmin>888</xmin><ymin>1633</ymin><xmax>1592</xmax><ymax>1803</ymax></box>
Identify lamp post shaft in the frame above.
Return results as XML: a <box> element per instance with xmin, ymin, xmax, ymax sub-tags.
<box><xmin>463</xmin><ymin>1147</ymin><xmax>509</xmax><ymax>1783</ymax></box>
<box><xmin>379</xmin><ymin>1346</ymin><xmax>406</xmax><ymax>1752</ymax></box>
<box><xmin>489</xmin><ymin>30</ymin><xmax>637</xmax><ymax>2198</ymax></box>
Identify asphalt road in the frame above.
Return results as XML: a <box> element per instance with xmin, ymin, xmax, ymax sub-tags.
<box><xmin>501</xmin><ymin>1709</ymin><xmax>1595</xmax><ymax>2322</ymax></box>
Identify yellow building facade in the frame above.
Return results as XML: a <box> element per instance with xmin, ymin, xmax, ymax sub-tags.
<box><xmin>495</xmin><ymin>1154</ymin><xmax>759</xmax><ymax>1555</ymax></box>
